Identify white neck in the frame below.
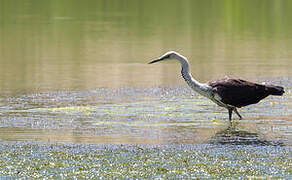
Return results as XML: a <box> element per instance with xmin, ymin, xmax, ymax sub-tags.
<box><xmin>176</xmin><ymin>56</ymin><xmax>212</xmax><ymax>97</ymax></box>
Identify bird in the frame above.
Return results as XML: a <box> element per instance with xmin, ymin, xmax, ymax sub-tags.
<box><xmin>148</xmin><ymin>51</ymin><xmax>285</xmax><ymax>121</ymax></box>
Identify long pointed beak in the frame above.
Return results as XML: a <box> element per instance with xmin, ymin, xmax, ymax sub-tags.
<box><xmin>148</xmin><ymin>57</ymin><xmax>164</xmax><ymax>64</ymax></box>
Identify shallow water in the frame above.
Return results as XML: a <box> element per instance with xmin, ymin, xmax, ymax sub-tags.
<box><xmin>0</xmin><ymin>82</ymin><xmax>291</xmax><ymax>146</ymax></box>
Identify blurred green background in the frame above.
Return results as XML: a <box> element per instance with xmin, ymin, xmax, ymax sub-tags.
<box><xmin>0</xmin><ymin>0</ymin><xmax>292</xmax><ymax>94</ymax></box>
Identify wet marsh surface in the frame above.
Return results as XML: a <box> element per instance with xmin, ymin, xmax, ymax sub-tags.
<box><xmin>1</xmin><ymin>0</ymin><xmax>292</xmax><ymax>178</ymax></box>
<box><xmin>0</xmin><ymin>83</ymin><xmax>291</xmax><ymax>178</ymax></box>
<box><xmin>0</xmin><ymin>142</ymin><xmax>291</xmax><ymax>179</ymax></box>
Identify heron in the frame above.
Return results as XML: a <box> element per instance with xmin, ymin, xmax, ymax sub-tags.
<box><xmin>148</xmin><ymin>51</ymin><xmax>285</xmax><ymax>121</ymax></box>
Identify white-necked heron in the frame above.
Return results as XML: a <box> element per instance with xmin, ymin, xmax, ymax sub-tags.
<box><xmin>149</xmin><ymin>51</ymin><xmax>285</xmax><ymax>120</ymax></box>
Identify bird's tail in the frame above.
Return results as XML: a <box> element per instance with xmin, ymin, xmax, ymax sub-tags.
<box><xmin>267</xmin><ymin>85</ymin><xmax>285</xmax><ymax>96</ymax></box>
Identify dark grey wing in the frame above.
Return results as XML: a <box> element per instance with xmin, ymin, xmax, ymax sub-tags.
<box><xmin>208</xmin><ymin>78</ymin><xmax>271</xmax><ymax>108</ymax></box>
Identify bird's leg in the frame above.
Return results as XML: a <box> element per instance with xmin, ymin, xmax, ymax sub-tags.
<box><xmin>228</xmin><ymin>108</ymin><xmax>233</xmax><ymax>121</ymax></box>
<box><xmin>234</xmin><ymin>108</ymin><xmax>242</xmax><ymax>120</ymax></box>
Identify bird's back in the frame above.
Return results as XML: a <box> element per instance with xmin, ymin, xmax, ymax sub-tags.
<box><xmin>208</xmin><ymin>78</ymin><xmax>284</xmax><ymax>108</ymax></box>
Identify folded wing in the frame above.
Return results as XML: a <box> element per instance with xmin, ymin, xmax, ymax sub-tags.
<box><xmin>208</xmin><ymin>78</ymin><xmax>284</xmax><ymax>108</ymax></box>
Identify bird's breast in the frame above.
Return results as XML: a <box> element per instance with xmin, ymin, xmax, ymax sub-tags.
<box><xmin>213</xmin><ymin>93</ymin><xmax>222</xmax><ymax>101</ymax></box>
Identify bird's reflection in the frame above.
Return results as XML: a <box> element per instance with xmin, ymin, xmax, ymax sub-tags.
<box><xmin>208</xmin><ymin>122</ymin><xmax>284</xmax><ymax>146</ymax></box>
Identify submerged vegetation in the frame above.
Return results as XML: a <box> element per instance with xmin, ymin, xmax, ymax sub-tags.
<box><xmin>0</xmin><ymin>142</ymin><xmax>291</xmax><ymax>179</ymax></box>
<box><xmin>0</xmin><ymin>85</ymin><xmax>291</xmax><ymax>178</ymax></box>
<box><xmin>0</xmin><ymin>86</ymin><xmax>291</xmax><ymax>178</ymax></box>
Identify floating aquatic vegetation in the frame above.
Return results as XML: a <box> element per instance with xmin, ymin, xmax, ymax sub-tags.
<box><xmin>0</xmin><ymin>142</ymin><xmax>291</xmax><ymax>179</ymax></box>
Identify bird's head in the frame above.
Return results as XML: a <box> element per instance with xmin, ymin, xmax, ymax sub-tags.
<box><xmin>148</xmin><ymin>51</ymin><xmax>184</xmax><ymax>64</ymax></box>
